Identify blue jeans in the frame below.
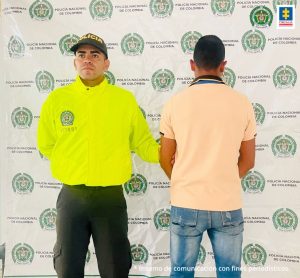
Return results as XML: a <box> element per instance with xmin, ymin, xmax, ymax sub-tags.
<box><xmin>170</xmin><ymin>206</ymin><xmax>244</xmax><ymax>278</ymax></box>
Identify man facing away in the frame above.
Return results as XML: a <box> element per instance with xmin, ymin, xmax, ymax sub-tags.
<box><xmin>37</xmin><ymin>33</ymin><xmax>159</xmax><ymax>278</ymax></box>
<box><xmin>159</xmin><ymin>35</ymin><xmax>256</xmax><ymax>278</ymax></box>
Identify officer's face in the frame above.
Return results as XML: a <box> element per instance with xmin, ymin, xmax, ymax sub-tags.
<box><xmin>74</xmin><ymin>44</ymin><xmax>110</xmax><ymax>84</ymax></box>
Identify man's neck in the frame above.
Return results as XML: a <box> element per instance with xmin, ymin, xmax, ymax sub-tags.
<box><xmin>193</xmin><ymin>75</ymin><xmax>223</xmax><ymax>82</ymax></box>
<box><xmin>194</xmin><ymin>69</ymin><xmax>222</xmax><ymax>79</ymax></box>
<box><xmin>80</xmin><ymin>75</ymin><xmax>105</xmax><ymax>87</ymax></box>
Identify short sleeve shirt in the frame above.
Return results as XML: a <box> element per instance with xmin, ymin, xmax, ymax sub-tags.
<box><xmin>160</xmin><ymin>83</ymin><xmax>256</xmax><ymax>211</ymax></box>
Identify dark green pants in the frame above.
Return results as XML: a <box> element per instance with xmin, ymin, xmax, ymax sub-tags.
<box><xmin>54</xmin><ymin>184</ymin><xmax>132</xmax><ymax>278</ymax></box>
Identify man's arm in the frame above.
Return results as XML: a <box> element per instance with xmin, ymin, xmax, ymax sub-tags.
<box><xmin>238</xmin><ymin>138</ymin><xmax>255</xmax><ymax>178</ymax></box>
<box><xmin>159</xmin><ymin>136</ymin><xmax>176</xmax><ymax>179</ymax></box>
<box><xmin>37</xmin><ymin>98</ymin><xmax>57</xmax><ymax>159</ymax></box>
<box><xmin>130</xmin><ymin>100</ymin><xmax>159</xmax><ymax>163</ymax></box>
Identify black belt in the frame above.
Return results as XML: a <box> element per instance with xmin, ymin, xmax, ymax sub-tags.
<box><xmin>63</xmin><ymin>184</ymin><xmax>122</xmax><ymax>190</ymax></box>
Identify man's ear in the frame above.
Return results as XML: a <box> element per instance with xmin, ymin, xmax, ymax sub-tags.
<box><xmin>104</xmin><ymin>59</ymin><xmax>110</xmax><ymax>71</ymax></box>
<box><xmin>73</xmin><ymin>59</ymin><xmax>77</xmax><ymax>71</ymax></box>
<box><xmin>190</xmin><ymin>59</ymin><xmax>196</xmax><ymax>72</ymax></box>
<box><xmin>220</xmin><ymin>60</ymin><xmax>227</xmax><ymax>73</ymax></box>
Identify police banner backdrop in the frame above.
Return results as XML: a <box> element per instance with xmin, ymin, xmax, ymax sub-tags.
<box><xmin>0</xmin><ymin>0</ymin><xmax>300</xmax><ymax>277</ymax></box>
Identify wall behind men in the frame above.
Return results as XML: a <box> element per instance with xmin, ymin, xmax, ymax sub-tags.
<box><xmin>0</xmin><ymin>0</ymin><xmax>300</xmax><ymax>277</ymax></box>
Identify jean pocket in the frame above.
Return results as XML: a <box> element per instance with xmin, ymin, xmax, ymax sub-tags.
<box><xmin>171</xmin><ymin>206</ymin><xmax>197</xmax><ymax>227</ymax></box>
<box><xmin>221</xmin><ymin>209</ymin><xmax>244</xmax><ymax>227</ymax></box>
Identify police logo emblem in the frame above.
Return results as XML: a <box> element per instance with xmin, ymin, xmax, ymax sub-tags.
<box><xmin>12</xmin><ymin>173</ymin><xmax>34</xmax><ymax>194</ymax></box>
<box><xmin>150</xmin><ymin>0</ymin><xmax>174</xmax><ymax>18</ymax></box>
<box><xmin>8</xmin><ymin>36</ymin><xmax>25</xmax><ymax>58</ymax></box>
<box><xmin>11</xmin><ymin>107</ymin><xmax>33</xmax><ymax>128</ymax></box>
<box><xmin>89</xmin><ymin>0</ymin><xmax>113</xmax><ymax>20</ymax></box>
<box><xmin>59</xmin><ymin>34</ymin><xmax>80</xmax><ymax>56</ymax></box>
<box><xmin>154</xmin><ymin>208</ymin><xmax>171</xmax><ymax>230</ymax></box>
<box><xmin>29</xmin><ymin>0</ymin><xmax>53</xmax><ymax>21</ymax></box>
<box><xmin>35</xmin><ymin>70</ymin><xmax>55</xmax><ymax>93</ymax></box>
<box><xmin>12</xmin><ymin>243</ymin><xmax>34</xmax><ymax>264</ymax></box>
<box><xmin>242</xmin><ymin>29</ymin><xmax>266</xmax><ymax>53</ymax></box>
<box><xmin>223</xmin><ymin>67</ymin><xmax>236</xmax><ymax>87</ymax></box>
<box><xmin>181</xmin><ymin>31</ymin><xmax>202</xmax><ymax>54</ymax></box>
<box><xmin>211</xmin><ymin>0</ymin><xmax>235</xmax><ymax>16</ymax></box>
<box><xmin>39</xmin><ymin>208</ymin><xmax>57</xmax><ymax>230</ymax></box>
<box><xmin>250</xmin><ymin>6</ymin><xmax>273</xmax><ymax>28</ymax></box>
<box><xmin>273</xmin><ymin>208</ymin><xmax>298</xmax><ymax>231</ymax></box>
<box><xmin>60</xmin><ymin>111</ymin><xmax>75</xmax><ymax>126</ymax></box>
<box><xmin>131</xmin><ymin>244</ymin><xmax>149</xmax><ymax>264</ymax></box>
<box><xmin>273</xmin><ymin>65</ymin><xmax>297</xmax><ymax>89</ymax></box>
<box><xmin>124</xmin><ymin>174</ymin><xmax>147</xmax><ymax>196</ymax></box>
<box><xmin>121</xmin><ymin>33</ymin><xmax>144</xmax><ymax>56</ymax></box>
<box><xmin>104</xmin><ymin>71</ymin><xmax>116</xmax><ymax>85</ymax></box>
<box><xmin>243</xmin><ymin>243</ymin><xmax>267</xmax><ymax>266</ymax></box>
<box><xmin>242</xmin><ymin>170</ymin><xmax>265</xmax><ymax>193</ymax></box>
<box><xmin>272</xmin><ymin>135</ymin><xmax>297</xmax><ymax>157</ymax></box>
<box><xmin>197</xmin><ymin>245</ymin><xmax>207</xmax><ymax>265</ymax></box>
<box><xmin>151</xmin><ymin>69</ymin><xmax>175</xmax><ymax>92</ymax></box>
<box><xmin>252</xmin><ymin>103</ymin><xmax>266</xmax><ymax>126</ymax></box>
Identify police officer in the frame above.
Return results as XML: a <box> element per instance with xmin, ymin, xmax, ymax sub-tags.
<box><xmin>37</xmin><ymin>33</ymin><xmax>159</xmax><ymax>278</ymax></box>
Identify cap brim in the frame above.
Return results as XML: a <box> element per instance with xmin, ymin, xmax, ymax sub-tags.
<box><xmin>70</xmin><ymin>40</ymin><xmax>107</xmax><ymax>58</ymax></box>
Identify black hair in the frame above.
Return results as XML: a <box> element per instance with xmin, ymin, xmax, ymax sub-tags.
<box><xmin>193</xmin><ymin>35</ymin><xmax>225</xmax><ymax>70</ymax></box>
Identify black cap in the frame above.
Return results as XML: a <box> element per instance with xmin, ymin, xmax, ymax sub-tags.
<box><xmin>70</xmin><ymin>33</ymin><xmax>108</xmax><ymax>58</ymax></box>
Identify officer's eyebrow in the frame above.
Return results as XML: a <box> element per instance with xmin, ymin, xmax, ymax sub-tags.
<box><xmin>76</xmin><ymin>50</ymin><xmax>101</xmax><ymax>54</ymax></box>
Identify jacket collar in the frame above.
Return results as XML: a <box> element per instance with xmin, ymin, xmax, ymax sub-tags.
<box><xmin>75</xmin><ymin>75</ymin><xmax>108</xmax><ymax>94</ymax></box>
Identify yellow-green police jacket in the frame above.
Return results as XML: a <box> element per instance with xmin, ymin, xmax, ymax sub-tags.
<box><xmin>37</xmin><ymin>76</ymin><xmax>159</xmax><ymax>186</ymax></box>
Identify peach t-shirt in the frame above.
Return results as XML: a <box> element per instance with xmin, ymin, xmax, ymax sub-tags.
<box><xmin>160</xmin><ymin>83</ymin><xmax>256</xmax><ymax>211</ymax></box>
